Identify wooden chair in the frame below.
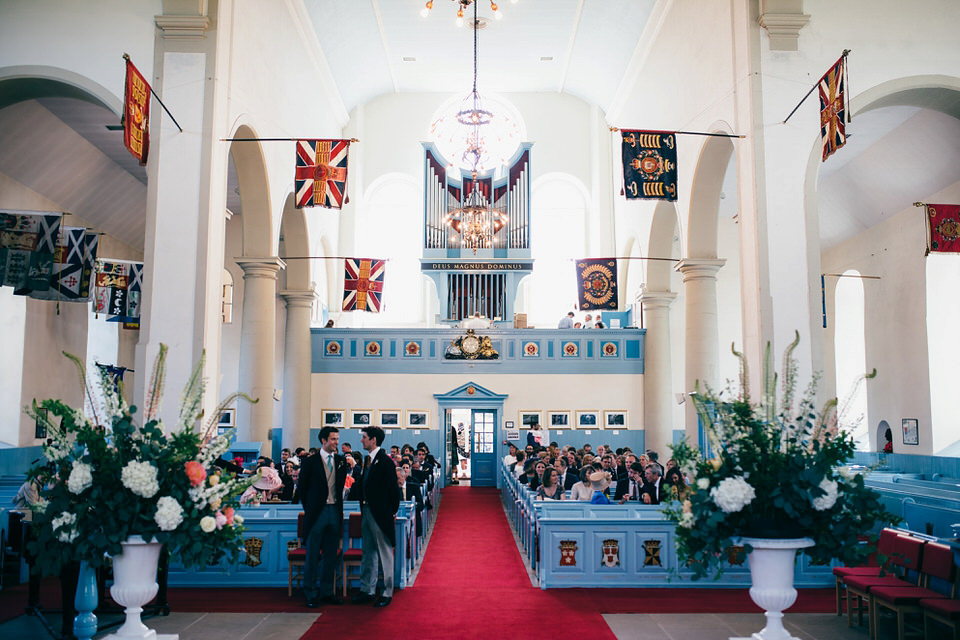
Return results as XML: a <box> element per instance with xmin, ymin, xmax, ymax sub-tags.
<box><xmin>846</xmin><ymin>534</ymin><xmax>926</xmax><ymax>629</ymax></box>
<box><xmin>833</xmin><ymin>528</ymin><xmax>901</xmax><ymax>615</ymax></box>
<box><xmin>921</xmin><ymin>598</ymin><xmax>960</xmax><ymax>640</ymax></box>
<box><xmin>287</xmin><ymin>512</ymin><xmax>307</xmax><ymax>596</ymax></box>
<box><xmin>341</xmin><ymin>512</ymin><xmax>363</xmax><ymax>596</ymax></box>
<box><xmin>869</xmin><ymin>542</ymin><xmax>956</xmax><ymax>640</ymax></box>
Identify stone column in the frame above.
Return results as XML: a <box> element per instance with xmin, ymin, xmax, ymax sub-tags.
<box><xmin>675</xmin><ymin>259</ymin><xmax>726</xmax><ymax>442</ymax></box>
<box><xmin>279</xmin><ymin>289</ymin><xmax>316</xmax><ymax>452</ymax></box>
<box><xmin>235</xmin><ymin>257</ymin><xmax>285</xmax><ymax>449</ymax></box>
<box><xmin>639</xmin><ymin>288</ymin><xmax>678</xmax><ymax>458</ymax></box>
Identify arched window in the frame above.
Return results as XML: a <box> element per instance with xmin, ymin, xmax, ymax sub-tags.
<box><xmin>525</xmin><ymin>176</ymin><xmax>588</xmax><ymax>327</ymax></box>
<box><xmin>926</xmin><ymin>253</ymin><xmax>960</xmax><ymax>453</ymax></box>
<box><xmin>357</xmin><ymin>175</ymin><xmax>423</xmax><ymax>325</ymax></box>
<box><xmin>834</xmin><ymin>270</ymin><xmax>869</xmax><ymax>448</ymax></box>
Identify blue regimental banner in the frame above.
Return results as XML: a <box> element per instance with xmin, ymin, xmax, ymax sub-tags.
<box><xmin>621</xmin><ymin>130</ymin><xmax>677</xmax><ymax>201</ymax></box>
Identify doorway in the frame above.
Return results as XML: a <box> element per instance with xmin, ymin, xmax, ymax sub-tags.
<box><xmin>444</xmin><ymin>408</ymin><xmax>496</xmax><ymax>487</ymax></box>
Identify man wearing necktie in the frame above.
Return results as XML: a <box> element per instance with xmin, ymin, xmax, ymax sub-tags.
<box><xmin>299</xmin><ymin>426</ymin><xmax>348</xmax><ymax>608</ymax></box>
<box><xmin>353</xmin><ymin>426</ymin><xmax>402</xmax><ymax>607</ymax></box>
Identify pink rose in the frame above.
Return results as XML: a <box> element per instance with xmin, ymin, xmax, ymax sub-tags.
<box><xmin>185</xmin><ymin>460</ymin><xmax>207</xmax><ymax>487</ymax></box>
<box><xmin>215</xmin><ymin>511</ymin><xmax>227</xmax><ymax>529</ymax></box>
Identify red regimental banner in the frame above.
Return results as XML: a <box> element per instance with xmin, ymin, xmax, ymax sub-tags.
<box><xmin>123</xmin><ymin>59</ymin><xmax>150</xmax><ymax>165</ymax></box>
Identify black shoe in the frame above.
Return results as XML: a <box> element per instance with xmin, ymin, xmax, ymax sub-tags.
<box><xmin>319</xmin><ymin>594</ymin><xmax>344</xmax><ymax>605</ymax></box>
<box><xmin>305</xmin><ymin>596</ymin><xmax>319</xmax><ymax>609</ymax></box>
<box><xmin>351</xmin><ymin>592</ymin><xmax>376</xmax><ymax>605</ymax></box>
<box><xmin>373</xmin><ymin>596</ymin><xmax>392</xmax><ymax>608</ymax></box>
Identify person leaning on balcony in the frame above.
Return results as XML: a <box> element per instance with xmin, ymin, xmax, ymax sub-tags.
<box><xmin>557</xmin><ymin>311</ymin><xmax>575</xmax><ymax>328</ymax></box>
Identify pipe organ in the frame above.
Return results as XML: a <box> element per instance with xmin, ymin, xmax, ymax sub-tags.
<box><xmin>421</xmin><ymin>143</ymin><xmax>533</xmax><ymax>324</ymax></box>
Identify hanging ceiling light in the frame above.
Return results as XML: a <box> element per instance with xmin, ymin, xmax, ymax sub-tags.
<box><xmin>441</xmin><ymin>0</ymin><xmax>507</xmax><ymax>253</ymax></box>
<box><xmin>420</xmin><ymin>0</ymin><xmax>516</xmax><ymax>23</ymax></box>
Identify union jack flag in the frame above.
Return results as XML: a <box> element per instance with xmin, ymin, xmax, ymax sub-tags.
<box><xmin>819</xmin><ymin>55</ymin><xmax>847</xmax><ymax>161</ymax></box>
<box><xmin>342</xmin><ymin>258</ymin><xmax>385</xmax><ymax>312</ymax></box>
<box><xmin>295</xmin><ymin>139</ymin><xmax>350</xmax><ymax>209</ymax></box>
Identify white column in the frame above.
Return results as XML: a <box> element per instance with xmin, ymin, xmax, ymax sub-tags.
<box><xmin>279</xmin><ymin>288</ymin><xmax>316</xmax><ymax>451</ymax></box>
<box><xmin>676</xmin><ymin>258</ymin><xmax>726</xmax><ymax>441</ymax></box>
<box><xmin>235</xmin><ymin>257</ymin><xmax>284</xmax><ymax>449</ymax></box>
<box><xmin>639</xmin><ymin>288</ymin><xmax>678</xmax><ymax>458</ymax></box>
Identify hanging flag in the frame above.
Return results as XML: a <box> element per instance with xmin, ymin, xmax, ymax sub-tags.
<box><xmin>123</xmin><ymin>58</ymin><xmax>151</xmax><ymax>165</ymax></box>
<box><xmin>96</xmin><ymin>363</ymin><xmax>129</xmax><ymax>394</ymax></box>
<box><xmin>819</xmin><ymin>55</ymin><xmax>847</xmax><ymax>162</ymax></box>
<box><xmin>925</xmin><ymin>204</ymin><xmax>960</xmax><ymax>254</ymax></box>
<box><xmin>295</xmin><ymin>139</ymin><xmax>350</xmax><ymax>209</ymax></box>
<box><xmin>621</xmin><ymin>130</ymin><xmax>677</xmax><ymax>201</ymax></box>
<box><xmin>94</xmin><ymin>260</ymin><xmax>143</xmax><ymax>327</ymax></box>
<box><xmin>26</xmin><ymin>227</ymin><xmax>99</xmax><ymax>301</ymax></box>
<box><xmin>0</xmin><ymin>210</ymin><xmax>61</xmax><ymax>292</ymax></box>
<box><xmin>576</xmin><ymin>258</ymin><xmax>618</xmax><ymax>311</ymax></box>
<box><xmin>342</xmin><ymin>258</ymin><xmax>385</xmax><ymax>312</ymax></box>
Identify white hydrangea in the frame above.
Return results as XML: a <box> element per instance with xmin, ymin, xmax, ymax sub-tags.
<box><xmin>67</xmin><ymin>461</ymin><xmax>94</xmax><ymax>494</ymax></box>
<box><xmin>43</xmin><ymin>443</ymin><xmax>68</xmax><ymax>462</ymax></box>
<box><xmin>154</xmin><ymin>496</ymin><xmax>183</xmax><ymax>531</ymax></box>
<box><xmin>199</xmin><ymin>516</ymin><xmax>216</xmax><ymax>533</ymax></box>
<box><xmin>121</xmin><ymin>461</ymin><xmax>159</xmax><ymax>498</ymax></box>
<box><xmin>710</xmin><ymin>476</ymin><xmax>756</xmax><ymax>514</ymax></box>
<box><xmin>680</xmin><ymin>512</ymin><xmax>696</xmax><ymax>528</ymax></box>
<box><xmin>234</xmin><ymin>514</ymin><xmax>244</xmax><ymax>525</ymax></box>
<box><xmin>696</xmin><ymin>477</ymin><xmax>710</xmax><ymax>490</ymax></box>
<box><xmin>58</xmin><ymin>529</ymin><xmax>79</xmax><ymax>543</ymax></box>
<box><xmin>51</xmin><ymin>511</ymin><xmax>76</xmax><ymax>530</ymax></box>
<box><xmin>812</xmin><ymin>478</ymin><xmax>839</xmax><ymax>511</ymax></box>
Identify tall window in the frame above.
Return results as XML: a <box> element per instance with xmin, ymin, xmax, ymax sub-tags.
<box><xmin>358</xmin><ymin>176</ymin><xmax>423</xmax><ymax>325</ymax></box>
<box><xmin>525</xmin><ymin>177</ymin><xmax>587</xmax><ymax>327</ymax></box>
<box><xmin>834</xmin><ymin>271</ymin><xmax>869</xmax><ymax>448</ymax></box>
<box><xmin>926</xmin><ymin>254</ymin><xmax>960</xmax><ymax>453</ymax></box>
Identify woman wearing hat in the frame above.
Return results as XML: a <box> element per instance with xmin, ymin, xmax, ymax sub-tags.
<box><xmin>568</xmin><ymin>467</ymin><xmax>595</xmax><ymax>501</ymax></box>
<box><xmin>240</xmin><ymin>466</ymin><xmax>283</xmax><ymax>505</ymax></box>
<box><xmin>587</xmin><ymin>469</ymin><xmax>614</xmax><ymax>505</ymax></box>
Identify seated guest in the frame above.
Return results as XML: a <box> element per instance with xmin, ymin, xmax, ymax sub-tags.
<box><xmin>511</xmin><ymin>451</ymin><xmax>526</xmax><ymax>477</ymax></box>
<box><xmin>240</xmin><ymin>466</ymin><xmax>283</xmax><ymax>504</ymax></box>
<box><xmin>568</xmin><ymin>467</ymin><xmax>595</xmax><ymax>501</ymax></box>
<box><xmin>278</xmin><ymin>461</ymin><xmax>298</xmax><ymax>501</ymax></box>
<box><xmin>518</xmin><ymin>460</ymin><xmax>536</xmax><ymax>485</ymax></box>
<box><xmin>588</xmin><ymin>470</ymin><xmax>614</xmax><ymax>504</ymax></box>
<box><xmin>664</xmin><ymin>466</ymin><xmax>689</xmax><ymax>502</ymax></box>
<box><xmin>503</xmin><ymin>443</ymin><xmax>518</xmax><ymax>468</ymax></box>
<box><xmin>640</xmin><ymin>463</ymin><xmax>666</xmax><ymax>505</ymax></box>
<box><xmin>528</xmin><ymin>461</ymin><xmax>547</xmax><ymax>491</ymax></box>
<box><xmin>619</xmin><ymin>462</ymin><xmax>646</xmax><ymax>503</ymax></box>
<box><xmin>557</xmin><ymin>457</ymin><xmax>577</xmax><ymax>490</ymax></box>
<box><xmin>536</xmin><ymin>466</ymin><xmax>564</xmax><ymax>500</ymax></box>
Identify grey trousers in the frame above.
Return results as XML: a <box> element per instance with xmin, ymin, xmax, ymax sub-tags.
<box><xmin>303</xmin><ymin>506</ymin><xmax>339</xmax><ymax>597</ymax></box>
<box><xmin>359</xmin><ymin>505</ymin><xmax>394</xmax><ymax>597</ymax></box>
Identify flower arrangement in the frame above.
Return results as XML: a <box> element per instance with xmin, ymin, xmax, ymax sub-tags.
<box><xmin>663</xmin><ymin>332</ymin><xmax>899</xmax><ymax>580</ymax></box>
<box><xmin>26</xmin><ymin>345</ymin><xmax>258</xmax><ymax>576</ymax></box>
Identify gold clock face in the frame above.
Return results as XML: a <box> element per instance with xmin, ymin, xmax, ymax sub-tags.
<box><xmin>461</xmin><ymin>335</ymin><xmax>480</xmax><ymax>354</ymax></box>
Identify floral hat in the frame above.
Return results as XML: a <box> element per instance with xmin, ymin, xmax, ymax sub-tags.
<box><xmin>253</xmin><ymin>467</ymin><xmax>282</xmax><ymax>491</ymax></box>
<box><xmin>588</xmin><ymin>470</ymin><xmax>612</xmax><ymax>492</ymax></box>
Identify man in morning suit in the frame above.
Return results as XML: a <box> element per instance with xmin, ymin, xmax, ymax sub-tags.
<box><xmin>640</xmin><ymin>463</ymin><xmax>667</xmax><ymax>505</ymax></box>
<box><xmin>353</xmin><ymin>426</ymin><xmax>402</xmax><ymax>608</ymax></box>
<box><xmin>299</xmin><ymin>426</ymin><xmax>348</xmax><ymax>608</ymax></box>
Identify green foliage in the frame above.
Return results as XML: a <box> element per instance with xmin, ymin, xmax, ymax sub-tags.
<box><xmin>663</xmin><ymin>333</ymin><xmax>899</xmax><ymax>580</ymax></box>
<box><xmin>24</xmin><ymin>348</ymin><xmax>256</xmax><ymax>577</ymax></box>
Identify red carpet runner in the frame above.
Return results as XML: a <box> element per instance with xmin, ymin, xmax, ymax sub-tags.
<box><xmin>300</xmin><ymin>487</ymin><xmax>833</xmax><ymax>640</ymax></box>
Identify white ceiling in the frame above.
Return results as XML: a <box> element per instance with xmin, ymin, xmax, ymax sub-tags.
<box><xmin>303</xmin><ymin>0</ymin><xmax>658</xmax><ymax>114</ymax></box>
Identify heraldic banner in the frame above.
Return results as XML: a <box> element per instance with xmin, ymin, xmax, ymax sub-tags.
<box><xmin>295</xmin><ymin>139</ymin><xmax>350</xmax><ymax>209</ymax></box>
<box><xmin>621</xmin><ymin>130</ymin><xmax>677</xmax><ymax>201</ymax></box>
<box><xmin>26</xmin><ymin>226</ymin><xmax>99</xmax><ymax>302</ymax></box>
<box><xmin>925</xmin><ymin>204</ymin><xmax>960</xmax><ymax>254</ymax></box>
<box><xmin>342</xmin><ymin>257</ymin><xmax>385</xmax><ymax>312</ymax></box>
<box><xmin>94</xmin><ymin>260</ymin><xmax>143</xmax><ymax>328</ymax></box>
<box><xmin>819</xmin><ymin>55</ymin><xmax>847</xmax><ymax>162</ymax></box>
<box><xmin>0</xmin><ymin>210</ymin><xmax>62</xmax><ymax>292</ymax></box>
<box><xmin>576</xmin><ymin>258</ymin><xmax>618</xmax><ymax>311</ymax></box>
<box><xmin>123</xmin><ymin>58</ymin><xmax>151</xmax><ymax>165</ymax></box>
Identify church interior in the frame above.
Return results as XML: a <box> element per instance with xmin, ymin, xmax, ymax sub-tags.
<box><xmin>1</xmin><ymin>1</ymin><xmax>960</xmax><ymax>639</ymax></box>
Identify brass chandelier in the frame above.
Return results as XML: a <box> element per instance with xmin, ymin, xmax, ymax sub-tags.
<box><xmin>420</xmin><ymin>0</ymin><xmax>518</xmax><ymax>26</ymax></box>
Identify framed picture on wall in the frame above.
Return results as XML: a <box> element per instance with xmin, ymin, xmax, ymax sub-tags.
<box><xmin>902</xmin><ymin>418</ymin><xmax>919</xmax><ymax>446</ymax></box>
<box><xmin>351</xmin><ymin>410</ymin><xmax>373</xmax><ymax>427</ymax></box>
<box><xmin>603</xmin><ymin>410</ymin><xmax>628</xmax><ymax>429</ymax></box>
<box><xmin>548</xmin><ymin>411</ymin><xmax>571</xmax><ymax>429</ymax></box>
<box><xmin>35</xmin><ymin>408</ymin><xmax>48</xmax><ymax>440</ymax></box>
<box><xmin>379</xmin><ymin>410</ymin><xmax>401</xmax><ymax>427</ymax></box>
<box><xmin>321</xmin><ymin>409</ymin><xmax>345</xmax><ymax>428</ymax></box>
<box><xmin>407</xmin><ymin>410</ymin><xmax>429</xmax><ymax>428</ymax></box>
<box><xmin>218</xmin><ymin>407</ymin><xmax>235</xmax><ymax>428</ymax></box>
<box><xmin>576</xmin><ymin>410</ymin><xmax>599</xmax><ymax>429</ymax></box>
<box><xmin>519</xmin><ymin>410</ymin><xmax>541</xmax><ymax>429</ymax></box>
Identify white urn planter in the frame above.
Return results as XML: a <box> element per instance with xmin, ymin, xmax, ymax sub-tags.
<box><xmin>732</xmin><ymin>537</ymin><xmax>814</xmax><ymax>640</ymax></box>
<box><xmin>104</xmin><ymin>536</ymin><xmax>178</xmax><ymax>640</ymax></box>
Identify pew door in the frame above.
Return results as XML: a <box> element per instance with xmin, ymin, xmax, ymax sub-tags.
<box><xmin>470</xmin><ymin>409</ymin><xmax>495</xmax><ymax>487</ymax></box>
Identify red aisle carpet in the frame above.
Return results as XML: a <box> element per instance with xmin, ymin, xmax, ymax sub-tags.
<box><xmin>301</xmin><ymin>487</ymin><xmax>834</xmax><ymax>640</ymax></box>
